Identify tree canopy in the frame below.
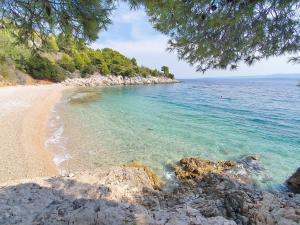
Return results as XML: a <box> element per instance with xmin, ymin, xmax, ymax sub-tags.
<box><xmin>128</xmin><ymin>0</ymin><xmax>300</xmax><ymax>72</ymax></box>
<box><xmin>1</xmin><ymin>0</ymin><xmax>300</xmax><ymax>72</ymax></box>
<box><xmin>0</xmin><ymin>30</ymin><xmax>174</xmax><ymax>82</ymax></box>
<box><xmin>0</xmin><ymin>0</ymin><xmax>114</xmax><ymax>47</ymax></box>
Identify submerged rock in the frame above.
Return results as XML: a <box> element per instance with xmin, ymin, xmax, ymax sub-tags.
<box><xmin>173</xmin><ymin>157</ymin><xmax>236</xmax><ymax>183</ymax></box>
<box><xmin>287</xmin><ymin>167</ymin><xmax>300</xmax><ymax>193</ymax></box>
<box><xmin>171</xmin><ymin>157</ymin><xmax>300</xmax><ymax>225</ymax></box>
<box><xmin>237</xmin><ymin>155</ymin><xmax>264</xmax><ymax>172</ymax></box>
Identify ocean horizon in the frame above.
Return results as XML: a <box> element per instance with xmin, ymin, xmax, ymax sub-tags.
<box><xmin>46</xmin><ymin>75</ymin><xmax>300</xmax><ymax>190</ymax></box>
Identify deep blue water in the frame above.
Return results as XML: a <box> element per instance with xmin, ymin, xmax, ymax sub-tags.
<box><xmin>49</xmin><ymin>76</ymin><xmax>300</xmax><ymax>189</ymax></box>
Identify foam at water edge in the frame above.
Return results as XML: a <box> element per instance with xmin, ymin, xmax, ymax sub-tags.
<box><xmin>53</xmin><ymin>153</ymin><xmax>72</xmax><ymax>165</ymax></box>
<box><xmin>45</xmin><ymin>104</ymin><xmax>72</xmax><ymax>169</ymax></box>
<box><xmin>45</xmin><ymin>126</ymin><xmax>64</xmax><ymax>146</ymax></box>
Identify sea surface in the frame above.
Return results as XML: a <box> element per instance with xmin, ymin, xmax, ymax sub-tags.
<box><xmin>47</xmin><ymin>76</ymin><xmax>300</xmax><ymax>189</ymax></box>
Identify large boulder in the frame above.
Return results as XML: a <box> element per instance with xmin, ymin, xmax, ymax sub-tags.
<box><xmin>173</xmin><ymin>157</ymin><xmax>236</xmax><ymax>182</ymax></box>
<box><xmin>287</xmin><ymin>168</ymin><xmax>300</xmax><ymax>193</ymax></box>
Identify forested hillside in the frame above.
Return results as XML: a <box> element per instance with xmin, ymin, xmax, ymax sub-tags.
<box><xmin>0</xmin><ymin>27</ymin><xmax>174</xmax><ymax>84</ymax></box>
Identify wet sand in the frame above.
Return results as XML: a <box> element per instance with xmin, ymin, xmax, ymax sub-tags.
<box><xmin>0</xmin><ymin>84</ymin><xmax>65</xmax><ymax>183</ymax></box>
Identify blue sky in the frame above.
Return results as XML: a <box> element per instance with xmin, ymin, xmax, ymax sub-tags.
<box><xmin>91</xmin><ymin>2</ymin><xmax>300</xmax><ymax>79</ymax></box>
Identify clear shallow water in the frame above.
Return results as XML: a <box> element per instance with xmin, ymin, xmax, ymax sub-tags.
<box><xmin>49</xmin><ymin>77</ymin><xmax>300</xmax><ymax>188</ymax></box>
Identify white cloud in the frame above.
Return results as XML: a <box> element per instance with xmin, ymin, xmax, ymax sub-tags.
<box><xmin>91</xmin><ymin>35</ymin><xmax>168</xmax><ymax>55</ymax></box>
<box><xmin>92</xmin><ymin>2</ymin><xmax>300</xmax><ymax>78</ymax></box>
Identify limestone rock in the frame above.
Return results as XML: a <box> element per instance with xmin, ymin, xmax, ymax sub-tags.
<box><xmin>173</xmin><ymin>157</ymin><xmax>236</xmax><ymax>183</ymax></box>
<box><xmin>62</xmin><ymin>74</ymin><xmax>179</xmax><ymax>87</ymax></box>
<box><xmin>0</xmin><ymin>160</ymin><xmax>299</xmax><ymax>225</ymax></box>
<box><xmin>287</xmin><ymin>167</ymin><xmax>300</xmax><ymax>193</ymax></box>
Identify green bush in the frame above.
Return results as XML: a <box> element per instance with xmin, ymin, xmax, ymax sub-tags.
<box><xmin>161</xmin><ymin>66</ymin><xmax>170</xmax><ymax>76</ymax></box>
<box><xmin>73</xmin><ymin>52</ymin><xmax>91</xmax><ymax>70</ymax></box>
<box><xmin>57</xmin><ymin>33</ymin><xmax>77</xmax><ymax>54</ymax></box>
<box><xmin>0</xmin><ymin>63</ymin><xmax>10</xmax><ymax>79</ymax></box>
<box><xmin>45</xmin><ymin>36</ymin><xmax>59</xmax><ymax>52</ymax></box>
<box><xmin>25</xmin><ymin>55</ymin><xmax>66</xmax><ymax>82</ymax></box>
<box><xmin>0</xmin><ymin>29</ymin><xmax>31</xmax><ymax>64</ymax></box>
<box><xmin>150</xmin><ymin>69</ymin><xmax>161</xmax><ymax>77</ymax></box>
<box><xmin>167</xmin><ymin>73</ymin><xmax>175</xmax><ymax>79</ymax></box>
<box><xmin>81</xmin><ymin>64</ymin><xmax>96</xmax><ymax>77</ymax></box>
<box><xmin>58</xmin><ymin>54</ymin><xmax>75</xmax><ymax>72</ymax></box>
<box><xmin>98</xmin><ymin>63</ymin><xmax>110</xmax><ymax>75</ymax></box>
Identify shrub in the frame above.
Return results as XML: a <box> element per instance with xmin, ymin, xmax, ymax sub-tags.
<box><xmin>25</xmin><ymin>55</ymin><xmax>66</xmax><ymax>82</ymax></box>
<box><xmin>81</xmin><ymin>64</ymin><xmax>96</xmax><ymax>77</ymax></box>
<box><xmin>131</xmin><ymin>57</ymin><xmax>137</xmax><ymax>66</ymax></box>
<box><xmin>73</xmin><ymin>52</ymin><xmax>91</xmax><ymax>70</ymax></box>
<box><xmin>87</xmin><ymin>49</ymin><xmax>104</xmax><ymax>65</ymax></box>
<box><xmin>161</xmin><ymin>66</ymin><xmax>170</xmax><ymax>76</ymax></box>
<box><xmin>167</xmin><ymin>73</ymin><xmax>175</xmax><ymax>79</ymax></box>
<box><xmin>0</xmin><ymin>29</ymin><xmax>31</xmax><ymax>64</ymax></box>
<box><xmin>150</xmin><ymin>69</ymin><xmax>161</xmax><ymax>77</ymax></box>
<box><xmin>45</xmin><ymin>36</ymin><xmax>59</xmax><ymax>52</ymax></box>
<box><xmin>58</xmin><ymin>54</ymin><xmax>75</xmax><ymax>72</ymax></box>
<box><xmin>139</xmin><ymin>66</ymin><xmax>151</xmax><ymax>77</ymax></box>
<box><xmin>57</xmin><ymin>33</ymin><xmax>77</xmax><ymax>54</ymax></box>
<box><xmin>123</xmin><ymin>68</ymin><xmax>135</xmax><ymax>77</ymax></box>
<box><xmin>0</xmin><ymin>63</ymin><xmax>10</xmax><ymax>79</ymax></box>
<box><xmin>98</xmin><ymin>63</ymin><xmax>110</xmax><ymax>75</ymax></box>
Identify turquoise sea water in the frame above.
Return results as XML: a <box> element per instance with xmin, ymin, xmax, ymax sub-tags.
<box><xmin>48</xmin><ymin>76</ymin><xmax>300</xmax><ymax>189</ymax></box>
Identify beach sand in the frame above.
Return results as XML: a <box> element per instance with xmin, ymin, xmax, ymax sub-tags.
<box><xmin>0</xmin><ymin>84</ymin><xmax>65</xmax><ymax>183</ymax></box>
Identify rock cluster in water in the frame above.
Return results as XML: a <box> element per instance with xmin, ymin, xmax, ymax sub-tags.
<box><xmin>62</xmin><ymin>74</ymin><xmax>179</xmax><ymax>87</ymax></box>
<box><xmin>287</xmin><ymin>168</ymin><xmax>300</xmax><ymax>193</ymax></box>
<box><xmin>0</xmin><ymin>157</ymin><xmax>299</xmax><ymax>225</ymax></box>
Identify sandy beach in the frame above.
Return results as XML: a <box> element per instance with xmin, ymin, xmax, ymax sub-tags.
<box><xmin>0</xmin><ymin>84</ymin><xmax>65</xmax><ymax>183</ymax></box>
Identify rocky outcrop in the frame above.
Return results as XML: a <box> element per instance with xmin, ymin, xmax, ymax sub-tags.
<box><xmin>0</xmin><ymin>158</ymin><xmax>299</xmax><ymax>225</ymax></box>
<box><xmin>173</xmin><ymin>157</ymin><xmax>236</xmax><ymax>182</ymax></box>
<box><xmin>172</xmin><ymin>157</ymin><xmax>300</xmax><ymax>225</ymax></box>
<box><xmin>62</xmin><ymin>74</ymin><xmax>179</xmax><ymax>87</ymax></box>
<box><xmin>287</xmin><ymin>168</ymin><xmax>300</xmax><ymax>193</ymax></box>
<box><xmin>0</xmin><ymin>166</ymin><xmax>235</xmax><ymax>225</ymax></box>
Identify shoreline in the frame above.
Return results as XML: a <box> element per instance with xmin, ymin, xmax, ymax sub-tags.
<box><xmin>0</xmin><ymin>84</ymin><xmax>66</xmax><ymax>183</ymax></box>
<box><xmin>62</xmin><ymin>74</ymin><xmax>179</xmax><ymax>87</ymax></box>
<box><xmin>0</xmin><ymin>158</ymin><xmax>299</xmax><ymax>224</ymax></box>
<box><xmin>0</xmin><ymin>82</ymin><xmax>299</xmax><ymax>224</ymax></box>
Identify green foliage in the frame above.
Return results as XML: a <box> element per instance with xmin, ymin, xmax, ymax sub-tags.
<box><xmin>25</xmin><ymin>55</ymin><xmax>65</xmax><ymax>82</ymax></box>
<box><xmin>131</xmin><ymin>58</ymin><xmax>137</xmax><ymax>66</ymax></box>
<box><xmin>102</xmin><ymin>48</ymin><xmax>135</xmax><ymax>76</ymax></box>
<box><xmin>166</xmin><ymin>73</ymin><xmax>174</xmax><ymax>79</ymax></box>
<box><xmin>0</xmin><ymin>63</ymin><xmax>10</xmax><ymax>79</ymax></box>
<box><xmin>0</xmin><ymin>29</ymin><xmax>31</xmax><ymax>67</ymax></box>
<box><xmin>3</xmin><ymin>0</ymin><xmax>300</xmax><ymax>73</ymax></box>
<box><xmin>73</xmin><ymin>52</ymin><xmax>91</xmax><ymax>70</ymax></box>
<box><xmin>57</xmin><ymin>34</ymin><xmax>77</xmax><ymax>54</ymax></box>
<box><xmin>0</xmin><ymin>26</ymin><xmax>174</xmax><ymax>81</ymax></box>
<box><xmin>81</xmin><ymin>65</ymin><xmax>97</xmax><ymax>77</ymax></box>
<box><xmin>58</xmin><ymin>54</ymin><xmax>76</xmax><ymax>72</ymax></box>
<box><xmin>0</xmin><ymin>0</ymin><xmax>113</xmax><ymax>47</ymax></box>
<box><xmin>161</xmin><ymin>66</ymin><xmax>169</xmax><ymax>76</ymax></box>
<box><xmin>98</xmin><ymin>63</ymin><xmax>110</xmax><ymax>75</ymax></box>
<box><xmin>138</xmin><ymin>66</ymin><xmax>151</xmax><ymax>77</ymax></box>
<box><xmin>45</xmin><ymin>36</ymin><xmax>59</xmax><ymax>52</ymax></box>
<box><xmin>128</xmin><ymin>0</ymin><xmax>300</xmax><ymax>72</ymax></box>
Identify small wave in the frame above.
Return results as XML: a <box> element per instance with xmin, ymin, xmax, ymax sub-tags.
<box><xmin>53</xmin><ymin>153</ymin><xmax>71</xmax><ymax>165</ymax></box>
<box><xmin>46</xmin><ymin>106</ymin><xmax>72</xmax><ymax>168</ymax></box>
<box><xmin>45</xmin><ymin>126</ymin><xmax>64</xmax><ymax>146</ymax></box>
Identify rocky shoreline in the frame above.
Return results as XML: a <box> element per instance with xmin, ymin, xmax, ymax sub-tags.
<box><xmin>0</xmin><ymin>157</ymin><xmax>299</xmax><ymax>225</ymax></box>
<box><xmin>62</xmin><ymin>74</ymin><xmax>179</xmax><ymax>87</ymax></box>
